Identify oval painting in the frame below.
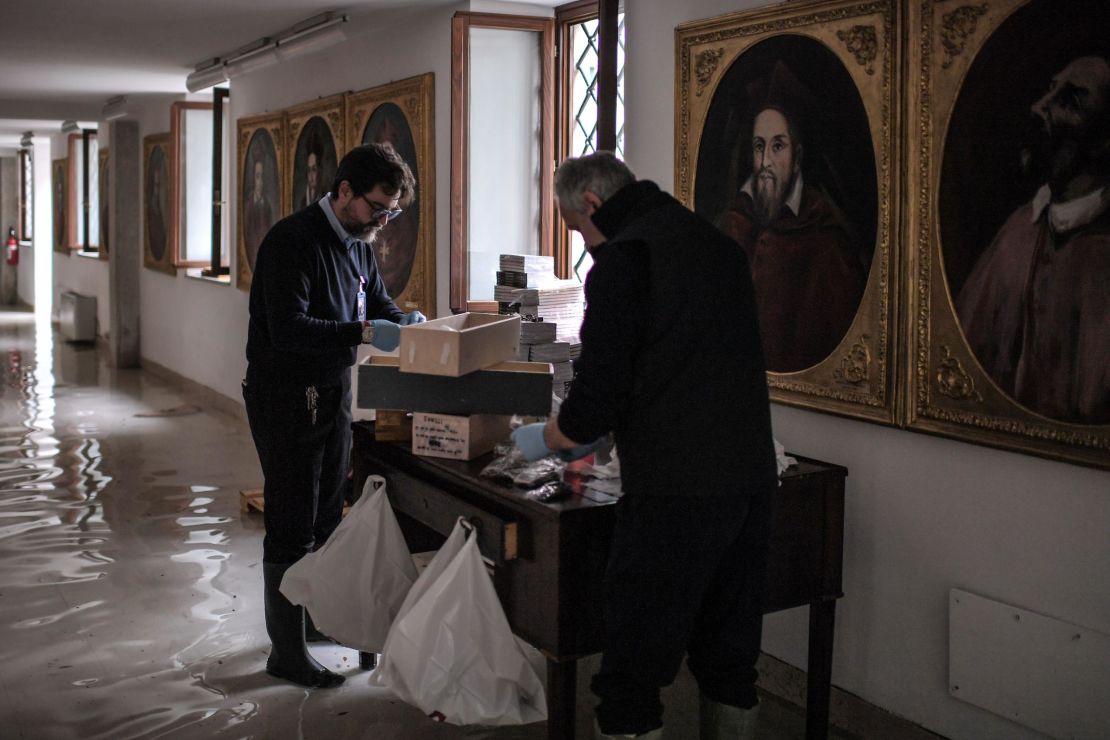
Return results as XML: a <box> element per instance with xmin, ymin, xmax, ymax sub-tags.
<box><xmin>146</xmin><ymin>146</ymin><xmax>168</xmax><ymax>262</ymax></box>
<box><xmin>695</xmin><ymin>34</ymin><xmax>876</xmax><ymax>374</ymax></box>
<box><xmin>292</xmin><ymin>115</ymin><xmax>337</xmax><ymax>212</ymax></box>
<box><xmin>942</xmin><ymin>0</ymin><xmax>1110</xmax><ymax>424</ymax></box>
<box><xmin>242</xmin><ymin>128</ymin><xmax>281</xmax><ymax>271</ymax></box>
<box><xmin>362</xmin><ymin>102</ymin><xmax>419</xmax><ymax>298</ymax></box>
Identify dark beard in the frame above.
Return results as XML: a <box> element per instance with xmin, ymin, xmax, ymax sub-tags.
<box><xmin>1022</xmin><ymin>115</ymin><xmax>1110</xmax><ymax>195</ymax></box>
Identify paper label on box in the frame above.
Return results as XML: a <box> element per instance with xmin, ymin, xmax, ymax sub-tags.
<box><xmin>412</xmin><ymin>415</ymin><xmax>470</xmax><ymax>458</ymax></box>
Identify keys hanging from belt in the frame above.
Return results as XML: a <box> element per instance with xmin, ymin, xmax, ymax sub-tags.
<box><xmin>305</xmin><ymin>385</ymin><xmax>319</xmax><ymax>425</ymax></box>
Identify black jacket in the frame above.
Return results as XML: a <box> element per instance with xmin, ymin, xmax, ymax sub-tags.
<box><xmin>246</xmin><ymin>203</ymin><xmax>403</xmax><ymax>387</ymax></box>
<box><xmin>557</xmin><ymin>180</ymin><xmax>776</xmax><ymax>497</ymax></box>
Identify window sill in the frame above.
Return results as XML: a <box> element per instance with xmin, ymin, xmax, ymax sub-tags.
<box><xmin>76</xmin><ymin>249</ymin><xmax>101</xmax><ymax>259</ymax></box>
<box><xmin>185</xmin><ymin>268</ymin><xmax>230</xmax><ymax>285</ymax></box>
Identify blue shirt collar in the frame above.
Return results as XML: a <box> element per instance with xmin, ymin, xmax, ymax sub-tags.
<box><xmin>318</xmin><ymin>193</ymin><xmax>361</xmax><ymax>250</ymax></box>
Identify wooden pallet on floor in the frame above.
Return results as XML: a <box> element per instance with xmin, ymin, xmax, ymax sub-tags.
<box><xmin>240</xmin><ymin>488</ymin><xmax>264</xmax><ymax>514</ymax></box>
<box><xmin>239</xmin><ymin>488</ymin><xmax>352</xmax><ymax>517</ymax></box>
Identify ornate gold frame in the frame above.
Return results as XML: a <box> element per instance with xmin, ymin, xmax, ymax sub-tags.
<box><xmin>675</xmin><ymin>0</ymin><xmax>903</xmax><ymax>425</ymax></box>
<box><xmin>143</xmin><ymin>133</ymin><xmax>175</xmax><ymax>276</ymax></box>
<box><xmin>284</xmin><ymin>93</ymin><xmax>345</xmax><ymax>215</ymax></box>
<box><xmin>345</xmin><ymin>72</ymin><xmax>437</xmax><ymax>317</ymax></box>
<box><xmin>235</xmin><ymin>112</ymin><xmax>286</xmax><ymax>291</ymax></box>
<box><xmin>905</xmin><ymin>0</ymin><xmax>1110</xmax><ymax>468</ymax></box>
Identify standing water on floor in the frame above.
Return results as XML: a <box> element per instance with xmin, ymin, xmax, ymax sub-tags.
<box><xmin>0</xmin><ymin>308</ymin><xmax>551</xmax><ymax>740</ymax></box>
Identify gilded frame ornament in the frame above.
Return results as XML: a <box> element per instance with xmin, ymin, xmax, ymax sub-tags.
<box><xmin>345</xmin><ymin>72</ymin><xmax>437</xmax><ymax>317</ymax></box>
<box><xmin>284</xmin><ymin>93</ymin><xmax>345</xmax><ymax>215</ymax></box>
<box><xmin>675</xmin><ymin>0</ymin><xmax>903</xmax><ymax>425</ymax></box>
<box><xmin>143</xmin><ymin>133</ymin><xmax>174</xmax><ymax>276</ymax></box>
<box><xmin>236</xmin><ymin>112</ymin><xmax>286</xmax><ymax>291</ymax></box>
<box><xmin>906</xmin><ymin>0</ymin><xmax>1110</xmax><ymax>469</ymax></box>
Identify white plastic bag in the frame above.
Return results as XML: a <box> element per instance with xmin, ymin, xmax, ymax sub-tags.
<box><xmin>280</xmin><ymin>474</ymin><xmax>418</xmax><ymax>652</ymax></box>
<box><xmin>371</xmin><ymin>520</ymin><xmax>547</xmax><ymax>726</ymax></box>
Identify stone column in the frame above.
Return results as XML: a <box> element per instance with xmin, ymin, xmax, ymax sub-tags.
<box><xmin>108</xmin><ymin>120</ymin><xmax>140</xmax><ymax>368</ymax></box>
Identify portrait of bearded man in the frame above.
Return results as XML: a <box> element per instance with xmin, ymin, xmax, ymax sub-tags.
<box><xmin>955</xmin><ymin>54</ymin><xmax>1110</xmax><ymax>424</ymax></box>
<box><xmin>716</xmin><ymin>60</ymin><xmax>867</xmax><ymax>373</ymax></box>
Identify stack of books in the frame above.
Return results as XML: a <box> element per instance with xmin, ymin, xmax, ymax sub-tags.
<box><xmin>495</xmin><ymin>255</ymin><xmax>557</xmax><ymax>314</ymax></box>
<box><xmin>496</xmin><ymin>253</ymin><xmax>586</xmax><ymax>400</ymax></box>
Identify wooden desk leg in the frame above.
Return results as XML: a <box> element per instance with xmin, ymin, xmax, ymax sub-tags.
<box><xmin>546</xmin><ymin>658</ymin><xmax>577</xmax><ymax>740</ymax></box>
<box><xmin>806</xmin><ymin>600</ymin><xmax>837</xmax><ymax>740</ymax></box>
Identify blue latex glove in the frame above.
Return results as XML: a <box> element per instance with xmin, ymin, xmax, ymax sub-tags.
<box><xmin>511</xmin><ymin>422</ymin><xmax>552</xmax><ymax>461</ymax></box>
<box><xmin>400</xmin><ymin>311</ymin><xmax>426</xmax><ymax>325</ymax></box>
<box><xmin>369</xmin><ymin>319</ymin><xmax>401</xmax><ymax>351</ymax></box>
<box><xmin>557</xmin><ymin>436</ymin><xmax>609</xmax><ymax>463</ymax></box>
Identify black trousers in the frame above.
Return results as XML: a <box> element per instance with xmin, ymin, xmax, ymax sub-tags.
<box><xmin>243</xmin><ymin>374</ymin><xmax>351</xmax><ymax>565</ymax></box>
<box><xmin>591</xmin><ymin>487</ymin><xmax>773</xmax><ymax>735</ymax></box>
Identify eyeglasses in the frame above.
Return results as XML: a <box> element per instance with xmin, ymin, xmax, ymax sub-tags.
<box><xmin>359</xmin><ymin>193</ymin><xmax>403</xmax><ymax>222</ymax></box>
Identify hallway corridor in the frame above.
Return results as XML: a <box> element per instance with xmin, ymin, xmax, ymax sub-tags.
<box><xmin>0</xmin><ymin>307</ymin><xmax>824</xmax><ymax>740</ymax></box>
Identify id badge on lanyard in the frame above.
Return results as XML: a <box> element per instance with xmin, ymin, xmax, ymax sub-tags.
<box><xmin>357</xmin><ymin>276</ymin><xmax>367</xmax><ymax>322</ymax></box>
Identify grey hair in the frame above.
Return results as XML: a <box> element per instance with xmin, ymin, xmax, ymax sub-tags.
<box><xmin>554</xmin><ymin>151</ymin><xmax>636</xmax><ymax>213</ymax></box>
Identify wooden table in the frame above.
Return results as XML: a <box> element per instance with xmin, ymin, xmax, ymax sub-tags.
<box><xmin>351</xmin><ymin>422</ymin><xmax>846</xmax><ymax>740</ymax></box>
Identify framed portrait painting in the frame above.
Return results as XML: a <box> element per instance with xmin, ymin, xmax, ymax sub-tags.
<box><xmin>52</xmin><ymin>158</ymin><xmax>68</xmax><ymax>254</ymax></box>
<box><xmin>906</xmin><ymin>0</ymin><xmax>1110</xmax><ymax>468</ymax></box>
<box><xmin>143</xmin><ymin>133</ymin><xmax>174</xmax><ymax>276</ymax></box>
<box><xmin>345</xmin><ymin>72</ymin><xmax>436</xmax><ymax>317</ymax></box>
<box><xmin>236</xmin><ymin>112</ymin><xmax>285</xmax><ymax>291</ymax></box>
<box><xmin>98</xmin><ymin>147</ymin><xmax>109</xmax><ymax>260</ymax></box>
<box><xmin>675</xmin><ymin>0</ymin><xmax>903</xmax><ymax>425</ymax></box>
<box><xmin>285</xmin><ymin>94</ymin><xmax>345</xmax><ymax>215</ymax></box>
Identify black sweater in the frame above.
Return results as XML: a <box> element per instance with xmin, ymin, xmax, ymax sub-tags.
<box><xmin>246</xmin><ymin>203</ymin><xmax>403</xmax><ymax>386</ymax></box>
<box><xmin>557</xmin><ymin>181</ymin><xmax>777</xmax><ymax>497</ymax></box>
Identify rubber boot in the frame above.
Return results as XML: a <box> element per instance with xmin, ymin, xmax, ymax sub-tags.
<box><xmin>263</xmin><ymin>562</ymin><xmax>345</xmax><ymax>688</ymax></box>
<box><xmin>594</xmin><ymin>719</ymin><xmax>663</xmax><ymax>739</ymax></box>
<box><xmin>304</xmin><ymin>610</ymin><xmax>334</xmax><ymax>643</ymax></box>
<box><xmin>699</xmin><ymin>694</ymin><xmax>759</xmax><ymax>740</ymax></box>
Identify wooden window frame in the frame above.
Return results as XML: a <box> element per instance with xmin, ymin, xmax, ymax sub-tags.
<box><xmin>450</xmin><ymin>11</ymin><xmax>555</xmax><ymax>313</ymax></box>
<box><xmin>553</xmin><ymin>0</ymin><xmax>620</xmax><ymax>281</ymax></box>
<box><xmin>554</xmin><ymin>0</ymin><xmax>598</xmax><ymax>278</ymax></box>
<box><xmin>66</xmin><ymin>131</ymin><xmax>98</xmax><ymax>252</ymax></box>
<box><xmin>170</xmin><ymin>100</ymin><xmax>216</xmax><ymax>269</ymax></box>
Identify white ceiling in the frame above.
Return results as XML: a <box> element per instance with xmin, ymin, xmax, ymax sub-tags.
<box><xmin>0</xmin><ymin>0</ymin><xmax>558</xmax><ymax>154</ymax></box>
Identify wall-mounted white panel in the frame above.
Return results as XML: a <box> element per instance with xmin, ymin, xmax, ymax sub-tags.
<box><xmin>950</xmin><ymin>588</ymin><xmax>1110</xmax><ymax>739</ymax></box>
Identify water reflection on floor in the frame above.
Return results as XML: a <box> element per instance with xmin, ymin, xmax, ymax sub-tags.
<box><xmin>0</xmin><ymin>307</ymin><xmax>821</xmax><ymax>740</ymax></box>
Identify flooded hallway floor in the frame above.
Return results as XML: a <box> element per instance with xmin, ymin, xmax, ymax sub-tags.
<box><xmin>0</xmin><ymin>306</ymin><xmax>825</xmax><ymax>740</ymax></box>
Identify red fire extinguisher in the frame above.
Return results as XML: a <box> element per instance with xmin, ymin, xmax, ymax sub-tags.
<box><xmin>5</xmin><ymin>228</ymin><xmax>17</xmax><ymax>266</ymax></box>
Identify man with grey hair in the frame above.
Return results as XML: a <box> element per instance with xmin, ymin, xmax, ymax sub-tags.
<box><xmin>512</xmin><ymin>151</ymin><xmax>777</xmax><ymax>739</ymax></box>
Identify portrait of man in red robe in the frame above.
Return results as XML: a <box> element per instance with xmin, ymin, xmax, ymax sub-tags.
<box><xmin>714</xmin><ymin>60</ymin><xmax>868</xmax><ymax>373</ymax></box>
<box><xmin>954</xmin><ymin>55</ymin><xmax>1110</xmax><ymax>424</ymax></box>
<box><xmin>940</xmin><ymin>0</ymin><xmax>1110</xmax><ymax>425</ymax></box>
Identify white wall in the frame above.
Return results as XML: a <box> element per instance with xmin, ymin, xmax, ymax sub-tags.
<box><xmin>626</xmin><ymin>2</ymin><xmax>1110</xmax><ymax>739</ymax></box>
<box><xmin>24</xmin><ymin>136</ymin><xmax>51</xmax><ymax>309</ymax></box>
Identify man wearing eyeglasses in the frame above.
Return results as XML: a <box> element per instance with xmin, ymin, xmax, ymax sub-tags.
<box><xmin>244</xmin><ymin>142</ymin><xmax>425</xmax><ymax>688</ymax></box>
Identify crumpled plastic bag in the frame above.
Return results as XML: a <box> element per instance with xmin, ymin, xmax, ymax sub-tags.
<box><xmin>280</xmin><ymin>474</ymin><xmax>417</xmax><ymax>652</ymax></box>
<box><xmin>369</xmin><ymin>519</ymin><xmax>547</xmax><ymax>726</ymax></box>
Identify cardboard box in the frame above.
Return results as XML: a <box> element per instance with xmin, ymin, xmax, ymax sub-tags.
<box><xmin>399</xmin><ymin>312</ymin><xmax>520</xmax><ymax>377</ymax></box>
<box><xmin>359</xmin><ymin>355</ymin><xmax>553</xmax><ymax>416</ymax></box>
<box><xmin>373</xmin><ymin>409</ymin><xmax>412</xmax><ymax>441</ymax></box>
<box><xmin>411</xmin><ymin>412</ymin><xmax>512</xmax><ymax>460</ymax></box>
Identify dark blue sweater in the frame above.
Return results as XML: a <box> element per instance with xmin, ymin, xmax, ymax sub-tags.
<box><xmin>246</xmin><ymin>203</ymin><xmax>403</xmax><ymax>387</ymax></box>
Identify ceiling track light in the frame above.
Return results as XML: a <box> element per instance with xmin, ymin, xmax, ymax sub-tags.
<box><xmin>61</xmin><ymin>120</ymin><xmax>81</xmax><ymax>134</ymax></box>
<box><xmin>102</xmin><ymin>95</ymin><xmax>129</xmax><ymax>121</ymax></box>
<box><xmin>185</xmin><ymin>12</ymin><xmax>349</xmax><ymax>92</ymax></box>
